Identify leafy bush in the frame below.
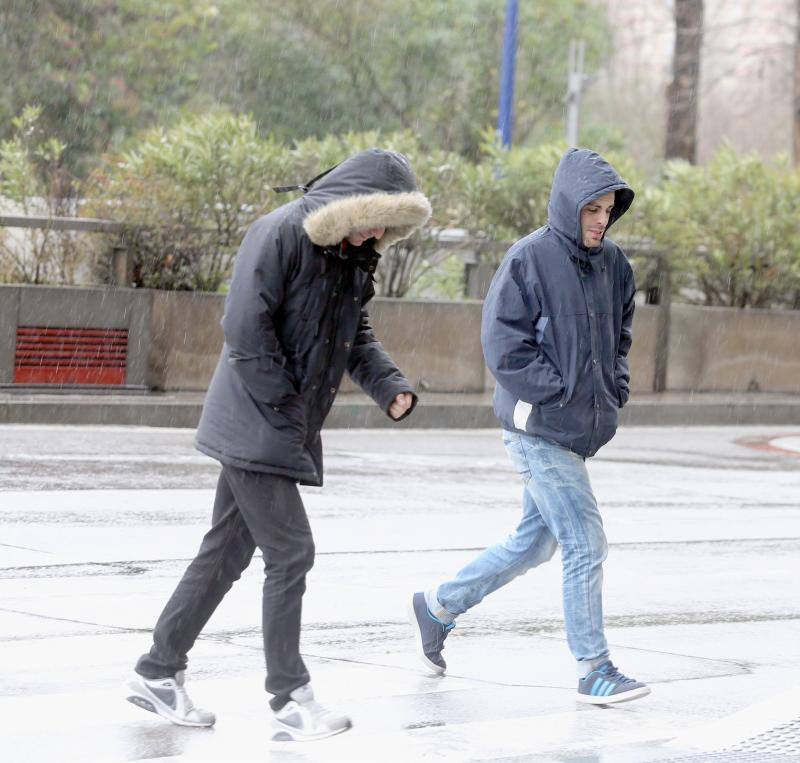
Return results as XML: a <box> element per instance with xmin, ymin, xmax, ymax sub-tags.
<box><xmin>463</xmin><ymin>136</ymin><xmax>641</xmax><ymax>271</ymax></box>
<box><xmin>87</xmin><ymin>112</ymin><xmax>291</xmax><ymax>291</ymax></box>
<box><xmin>464</xmin><ymin>133</ymin><xmax>565</xmax><ymax>255</ymax></box>
<box><xmin>623</xmin><ymin>146</ymin><xmax>800</xmax><ymax>309</ymax></box>
<box><xmin>15</xmin><ymin>107</ymin><xmax>800</xmax><ymax>310</ymax></box>
<box><xmin>287</xmin><ymin>130</ymin><xmax>470</xmax><ymax>297</ymax></box>
<box><xmin>88</xmin><ymin>123</ymin><xmax>470</xmax><ymax>296</ymax></box>
<box><xmin>0</xmin><ymin>105</ymin><xmax>84</xmax><ymax>284</ymax></box>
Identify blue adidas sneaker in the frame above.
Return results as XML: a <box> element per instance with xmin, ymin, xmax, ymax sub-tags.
<box><xmin>577</xmin><ymin>661</ymin><xmax>650</xmax><ymax>704</ymax></box>
<box><xmin>408</xmin><ymin>592</ymin><xmax>455</xmax><ymax>675</ymax></box>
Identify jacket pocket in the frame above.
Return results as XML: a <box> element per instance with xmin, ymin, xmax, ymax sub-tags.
<box><xmin>535</xmin><ymin>316</ymin><xmax>549</xmax><ymax>344</ymax></box>
<box><xmin>262</xmin><ymin>394</ymin><xmax>308</xmax><ymax>440</ymax></box>
<box><xmin>539</xmin><ymin>387</ymin><xmax>566</xmax><ymax>410</ymax></box>
<box><xmin>300</xmin><ymin>275</ymin><xmax>325</xmax><ymax>319</ymax></box>
<box><xmin>541</xmin><ymin>312</ymin><xmax>589</xmax><ymax>407</ymax></box>
<box><xmin>513</xmin><ymin>389</ymin><xmax>565</xmax><ymax>433</ymax></box>
<box><xmin>535</xmin><ymin>315</ymin><xmax>562</xmax><ymax>375</ymax></box>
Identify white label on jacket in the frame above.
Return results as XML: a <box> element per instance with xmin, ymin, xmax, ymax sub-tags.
<box><xmin>513</xmin><ymin>400</ymin><xmax>533</xmax><ymax>431</ymax></box>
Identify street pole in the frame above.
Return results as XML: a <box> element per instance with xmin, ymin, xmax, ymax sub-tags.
<box><xmin>566</xmin><ymin>39</ymin><xmax>585</xmax><ymax>147</ymax></box>
<box><xmin>497</xmin><ymin>0</ymin><xmax>519</xmax><ymax>148</ymax></box>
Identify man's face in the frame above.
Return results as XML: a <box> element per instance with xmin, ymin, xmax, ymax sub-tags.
<box><xmin>580</xmin><ymin>192</ymin><xmax>615</xmax><ymax>248</ymax></box>
<box><xmin>346</xmin><ymin>227</ymin><xmax>386</xmax><ymax>246</ymax></box>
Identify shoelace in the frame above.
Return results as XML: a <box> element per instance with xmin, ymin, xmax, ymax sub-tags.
<box><xmin>600</xmin><ymin>663</ymin><xmax>634</xmax><ymax>685</ymax></box>
<box><xmin>433</xmin><ymin>620</ymin><xmax>455</xmax><ymax>650</ymax></box>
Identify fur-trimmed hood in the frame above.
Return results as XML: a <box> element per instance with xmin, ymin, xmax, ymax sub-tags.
<box><xmin>301</xmin><ymin>149</ymin><xmax>431</xmax><ymax>252</ymax></box>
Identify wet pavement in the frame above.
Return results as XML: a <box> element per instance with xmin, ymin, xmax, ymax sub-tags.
<box><xmin>1</xmin><ymin>424</ymin><xmax>799</xmax><ymax>761</ymax></box>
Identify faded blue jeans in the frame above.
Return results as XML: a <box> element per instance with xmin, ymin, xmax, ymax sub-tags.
<box><xmin>427</xmin><ymin>430</ymin><xmax>609</xmax><ymax>668</ymax></box>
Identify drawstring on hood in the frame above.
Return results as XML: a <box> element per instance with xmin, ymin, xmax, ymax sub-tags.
<box><xmin>546</xmin><ymin>148</ymin><xmax>634</xmax><ymax>273</ymax></box>
<box><xmin>271</xmin><ymin>163</ymin><xmax>340</xmax><ymax>195</ymax></box>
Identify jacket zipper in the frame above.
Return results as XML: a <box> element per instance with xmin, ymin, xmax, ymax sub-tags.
<box><xmin>307</xmin><ymin>262</ymin><xmax>347</xmax><ymax>432</ymax></box>
<box><xmin>575</xmin><ymin>259</ymin><xmax>601</xmax><ymax>456</ymax></box>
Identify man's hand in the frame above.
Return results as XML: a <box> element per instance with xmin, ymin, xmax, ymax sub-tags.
<box><xmin>389</xmin><ymin>392</ymin><xmax>414</xmax><ymax>420</ymax></box>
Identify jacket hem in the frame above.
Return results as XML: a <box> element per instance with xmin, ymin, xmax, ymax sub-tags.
<box><xmin>195</xmin><ymin>439</ymin><xmax>321</xmax><ymax>486</ymax></box>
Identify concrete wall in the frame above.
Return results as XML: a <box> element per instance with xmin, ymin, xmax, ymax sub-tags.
<box><xmin>342</xmin><ymin>298</ymin><xmax>486</xmax><ymax>393</ymax></box>
<box><xmin>0</xmin><ymin>285</ymin><xmax>152</xmax><ymax>386</ymax></box>
<box><xmin>629</xmin><ymin>304</ymin><xmax>657</xmax><ymax>393</ymax></box>
<box><xmin>2</xmin><ymin>285</ymin><xmax>799</xmax><ymax>394</ymax></box>
<box><xmin>148</xmin><ymin>291</ymin><xmax>224</xmax><ymax>391</ymax></box>
<box><xmin>668</xmin><ymin>303</ymin><xmax>800</xmax><ymax>393</ymax></box>
<box><xmin>148</xmin><ymin>294</ymin><xmax>487</xmax><ymax>393</ymax></box>
<box><xmin>0</xmin><ymin>285</ymin><xmax>486</xmax><ymax>393</ymax></box>
<box><xmin>0</xmin><ymin>287</ymin><xmax>20</xmax><ymax>384</ymax></box>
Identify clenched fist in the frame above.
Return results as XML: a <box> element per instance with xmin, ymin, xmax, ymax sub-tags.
<box><xmin>388</xmin><ymin>392</ymin><xmax>414</xmax><ymax>420</ymax></box>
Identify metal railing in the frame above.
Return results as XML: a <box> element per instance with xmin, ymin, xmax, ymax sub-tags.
<box><xmin>1</xmin><ymin>216</ymin><xmax>673</xmax><ymax>391</ymax></box>
<box><xmin>0</xmin><ymin>214</ymin><xmax>132</xmax><ymax>286</ymax></box>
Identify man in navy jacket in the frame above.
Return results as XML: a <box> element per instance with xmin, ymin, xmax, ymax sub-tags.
<box><xmin>410</xmin><ymin>148</ymin><xmax>650</xmax><ymax>705</ymax></box>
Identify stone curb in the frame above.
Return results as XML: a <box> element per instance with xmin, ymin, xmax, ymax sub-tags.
<box><xmin>1</xmin><ymin>397</ymin><xmax>799</xmax><ymax>428</ymax></box>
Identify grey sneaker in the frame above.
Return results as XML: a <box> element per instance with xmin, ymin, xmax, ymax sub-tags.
<box><xmin>577</xmin><ymin>661</ymin><xmax>651</xmax><ymax>704</ymax></box>
<box><xmin>408</xmin><ymin>591</ymin><xmax>455</xmax><ymax>675</ymax></box>
<box><xmin>126</xmin><ymin>670</ymin><xmax>215</xmax><ymax>727</ymax></box>
<box><xmin>271</xmin><ymin>684</ymin><xmax>352</xmax><ymax>742</ymax></box>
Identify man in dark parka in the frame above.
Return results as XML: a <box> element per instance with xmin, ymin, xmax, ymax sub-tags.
<box><xmin>127</xmin><ymin>149</ymin><xmax>431</xmax><ymax>740</ymax></box>
<box><xmin>409</xmin><ymin>148</ymin><xmax>651</xmax><ymax>705</ymax></box>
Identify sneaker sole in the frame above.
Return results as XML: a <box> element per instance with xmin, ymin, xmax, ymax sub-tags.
<box><xmin>270</xmin><ymin>719</ymin><xmax>352</xmax><ymax>742</ymax></box>
<box><xmin>576</xmin><ymin>685</ymin><xmax>651</xmax><ymax>705</ymax></box>
<box><xmin>125</xmin><ymin>680</ymin><xmax>215</xmax><ymax>728</ymax></box>
<box><xmin>406</xmin><ymin>599</ymin><xmax>446</xmax><ymax>676</ymax></box>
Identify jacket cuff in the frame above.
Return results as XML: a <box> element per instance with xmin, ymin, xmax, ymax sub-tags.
<box><xmin>387</xmin><ymin>390</ymin><xmax>418</xmax><ymax>422</ymax></box>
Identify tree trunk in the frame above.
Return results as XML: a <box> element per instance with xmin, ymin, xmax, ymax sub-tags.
<box><xmin>665</xmin><ymin>0</ymin><xmax>703</xmax><ymax>162</ymax></box>
<box><xmin>794</xmin><ymin>0</ymin><xmax>800</xmax><ymax>164</ymax></box>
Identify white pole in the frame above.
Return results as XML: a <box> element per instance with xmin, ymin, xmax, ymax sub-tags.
<box><xmin>566</xmin><ymin>39</ymin><xmax>585</xmax><ymax>147</ymax></box>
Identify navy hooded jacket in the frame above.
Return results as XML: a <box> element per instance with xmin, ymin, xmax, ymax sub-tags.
<box><xmin>482</xmin><ymin>148</ymin><xmax>636</xmax><ymax>458</ymax></box>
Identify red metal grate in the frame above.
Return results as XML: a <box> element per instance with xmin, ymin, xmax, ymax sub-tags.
<box><xmin>13</xmin><ymin>326</ymin><xmax>128</xmax><ymax>385</ymax></box>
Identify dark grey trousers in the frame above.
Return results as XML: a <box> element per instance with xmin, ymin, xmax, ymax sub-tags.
<box><xmin>135</xmin><ymin>465</ymin><xmax>315</xmax><ymax>711</ymax></box>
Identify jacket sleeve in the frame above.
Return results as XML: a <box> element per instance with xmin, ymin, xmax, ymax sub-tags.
<box><xmin>347</xmin><ymin>279</ymin><xmax>418</xmax><ymax>421</ymax></box>
<box><xmin>481</xmin><ymin>254</ymin><xmax>564</xmax><ymax>406</ymax></box>
<box><xmin>615</xmin><ymin>258</ymin><xmax>636</xmax><ymax>408</ymax></box>
<box><xmin>220</xmin><ymin>219</ymin><xmax>298</xmax><ymax>406</ymax></box>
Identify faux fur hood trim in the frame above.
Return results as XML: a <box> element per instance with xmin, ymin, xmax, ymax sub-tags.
<box><xmin>302</xmin><ymin>191</ymin><xmax>432</xmax><ymax>252</ymax></box>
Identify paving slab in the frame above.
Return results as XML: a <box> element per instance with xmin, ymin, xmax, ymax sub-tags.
<box><xmin>1</xmin><ymin>425</ymin><xmax>799</xmax><ymax>761</ymax></box>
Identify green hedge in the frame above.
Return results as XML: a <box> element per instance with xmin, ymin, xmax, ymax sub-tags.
<box><xmin>6</xmin><ymin>108</ymin><xmax>800</xmax><ymax>308</ymax></box>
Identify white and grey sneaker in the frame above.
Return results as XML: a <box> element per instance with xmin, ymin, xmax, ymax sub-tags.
<box><xmin>126</xmin><ymin>670</ymin><xmax>215</xmax><ymax>727</ymax></box>
<box><xmin>271</xmin><ymin>684</ymin><xmax>352</xmax><ymax>742</ymax></box>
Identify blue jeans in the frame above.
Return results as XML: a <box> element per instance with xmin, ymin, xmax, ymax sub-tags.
<box><xmin>429</xmin><ymin>430</ymin><xmax>609</xmax><ymax>666</ymax></box>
